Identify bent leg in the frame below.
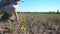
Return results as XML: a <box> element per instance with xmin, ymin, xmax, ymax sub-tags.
<box><xmin>1</xmin><ymin>12</ymin><xmax>12</xmax><ymax>20</ymax></box>
<box><xmin>1</xmin><ymin>5</ymin><xmax>18</xmax><ymax>22</ymax></box>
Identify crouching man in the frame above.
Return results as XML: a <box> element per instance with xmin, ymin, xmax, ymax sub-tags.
<box><xmin>0</xmin><ymin>0</ymin><xmax>20</xmax><ymax>22</ymax></box>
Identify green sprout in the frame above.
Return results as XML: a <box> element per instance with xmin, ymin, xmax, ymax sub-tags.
<box><xmin>9</xmin><ymin>25</ymin><xmax>14</xmax><ymax>31</ymax></box>
<box><xmin>21</xmin><ymin>26</ymin><xmax>26</xmax><ymax>33</ymax></box>
<box><xmin>21</xmin><ymin>15</ymin><xmax>27</xmax><ymax>33</ymax></box>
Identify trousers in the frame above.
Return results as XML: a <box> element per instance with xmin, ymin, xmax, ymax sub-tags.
<box><xmin>1</xmin><ymin>12</ymin><xmax>12</xmax><ymax>20</ymax></box>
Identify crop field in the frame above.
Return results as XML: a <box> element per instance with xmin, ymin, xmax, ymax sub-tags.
<box><xmin>0</xmin><ymin>13</ymin><xmax>60</xmax><ymax>34</ymax></box>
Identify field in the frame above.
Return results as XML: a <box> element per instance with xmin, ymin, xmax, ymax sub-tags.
<box><xmin>0</xmin><ymin>13</ymin><xmax>60</xmax><ymax>34</ymax></box>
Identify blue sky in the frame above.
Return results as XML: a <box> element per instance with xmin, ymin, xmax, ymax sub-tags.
<box><xmin>17</xmin><ymin>0</ymin><xmax>60</xmax><ymax>12</ymax></box>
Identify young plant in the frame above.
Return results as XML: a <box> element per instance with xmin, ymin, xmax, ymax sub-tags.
<box><xmin>21</xmin><ymin>15</ymin><xmax>27</xmax><ymax>33</ymax></box>
<box><xmin>9</xmin><ymin>25</ymin><xmax>14</xmax><ymax>31</ymax></box>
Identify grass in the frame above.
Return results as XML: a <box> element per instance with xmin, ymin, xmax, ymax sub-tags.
<box><xmin>0</xmin><ymin>13</ymin><xmax>60</xmax><ymax>34</ymax></box>
<box><xmin>48</xmin><ymin>19</ymin><xmax>57</xmax><ymax>25</ymax></box>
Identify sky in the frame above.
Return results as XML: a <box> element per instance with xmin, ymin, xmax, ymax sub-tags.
<box><xmin>17</xmin><ymin>0</ymin><xmax>60</xmax><ymax>12</ymax></box>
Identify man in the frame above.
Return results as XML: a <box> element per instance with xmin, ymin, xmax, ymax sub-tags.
<box><xmin>0</xmin><ymin>0</ymin><xmax>20</xmax><ymax>22</ymax></box>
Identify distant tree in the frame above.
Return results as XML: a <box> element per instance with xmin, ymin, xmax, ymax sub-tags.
<box><xmin>57</xmin><ymin>10</ymin><xmax>59</xmax><ymax>14</ymax></box>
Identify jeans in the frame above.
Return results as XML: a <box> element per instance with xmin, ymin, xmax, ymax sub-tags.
<box><xmin>1</xmin><ymin>12</ymin><xmax>12</xmax><ymax>20</ymax></box>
